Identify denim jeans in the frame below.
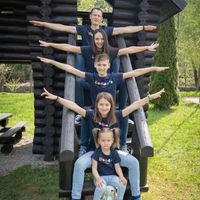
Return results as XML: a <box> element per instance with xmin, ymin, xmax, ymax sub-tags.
<box><xmin>71</xmin><ymin>151</ymin><xmax>140</xmax><ymax>199</ymax></box>
<box><xmin>75</xmin><ymin>54</ymin><xmax>90</xmax><ymax>107</ymax></box>
<box><xmin>93</xmin><ymin>175</ymin><xmax>126</xmax><ymax>200</ymax></box>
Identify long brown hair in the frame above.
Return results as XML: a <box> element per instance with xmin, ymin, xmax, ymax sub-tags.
<box><xmin>93</xmin><ymin>92</ymin><xmax>117</xmax><ymax>125</ymax></box>
<box><xmin>93</xmin><ymin>128</ymin><xmax>120</xmax><ymax>149</ymax></box>
<box><xmin>91</xmin><ymin>29</ymin><xmax>110</xmax><ymax>57</ymax></box>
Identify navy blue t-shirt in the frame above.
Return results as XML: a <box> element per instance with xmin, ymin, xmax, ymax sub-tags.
<box><xmin>85</xmin><ymin>109</ymin><xmax>123</xmax><ymax>130</ymax></box>
<box><xmin>81</xmin><ymin>46</ymin><xmax>119</xmax><ymax>73</ymax></box>
<box><xmin>91</xmin><ymin>147</ymin><xmax>120</xmax><ymax>176</ymax></box>
<box><xmin>85</xmin><ymin>73</ymin><xmax>123</xmax><ymax>106</ymax></box>
<box><xmin>76</xmin><ymin>24</ymin><xmax>113</xmax><ymax>46</ymax></box>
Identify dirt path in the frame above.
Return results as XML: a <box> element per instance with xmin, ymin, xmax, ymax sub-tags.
<box><xmin>184</xmin><ymin>97</ymin><xmax>200</xmax><ymax>104</ymax></box>
<box><xmin>0</xmin><ymin>136</ymin><xmax>57</xmax><ymax>176</ymax></box>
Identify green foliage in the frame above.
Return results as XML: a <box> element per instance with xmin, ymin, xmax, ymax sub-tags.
<box><xmin>177</xmin><ymin>0</ymin><xmax>200</xmax><ymax>89</ymax></box>
<box><xmin>150</xmin><ymin>17</ymin><xmax>179</xmax><ymax>109</ymax></box>
<box><xmin>5</xmin><ymin>78</ymin><xmax>21</xmax><ymax>92</ymax></box>
<box><xmin>0</xmin><ymin>64</ymin><xmax>11</xmax><ymax>91</ymax></box>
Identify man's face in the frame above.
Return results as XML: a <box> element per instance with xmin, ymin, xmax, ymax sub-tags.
<box><xmin>90</xmin><ymin>9</ymin><xmax>103</xmax><ymax>26</ymax></box>
<box><xmin>95</xmin><ymin>59</ymin><xmax>110</xmax><ymax>77</ymax></box>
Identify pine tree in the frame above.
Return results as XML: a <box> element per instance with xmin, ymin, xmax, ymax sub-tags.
<box><xmin>150</xmin><ymin>17</ymin><xmax>179</xmax><ymax>109</ymax></box>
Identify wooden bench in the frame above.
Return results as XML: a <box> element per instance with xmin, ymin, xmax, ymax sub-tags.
<box><xmin>0</xmin><ymin>121</ymin><xmax>26</xmax><ymax>154</ymax></box>
<box><xmin>0</xmin><ymin>113</ymin><xmax>12</xmax><ymax>127</ymax></box>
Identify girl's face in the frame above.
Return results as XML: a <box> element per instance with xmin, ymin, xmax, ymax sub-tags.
<box><xmin>97</xmin><ymin>98</ymin><xmax>111</xmax><ymax>117</ymax></box>
<box><xmin>94</xmin><ymin>32</ymin><xmax>104</xmax><ymax>49</ymax></box>
<box><xmin>98</xmin><ymin>131</ymin><xmax>113</xmax><ymax>150</ymax></box>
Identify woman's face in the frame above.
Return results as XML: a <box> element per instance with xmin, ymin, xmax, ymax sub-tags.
<box><xmin>94</xmin><ymin>32</ymin><xmax>104</xmax><ymax>49</ymax></box>
<box><xmin>97</xmin><ymin>98</ymin><xmax>111</xmax><ymax>117</ymax></box>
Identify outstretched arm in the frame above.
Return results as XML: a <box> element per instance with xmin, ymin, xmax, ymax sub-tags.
<box><xmin>39</xmin><ymin>40</ymin><xmax>81</xmax><ymax>53</ymax></box>
<box><xmin>37</xmin><ymin>57</ymin><xmax>85</xmax><ymax>78</ymax></box>
<box><xmin>123</xmin><ymin>66</ymin><xmax>169</xmax><ymax>79</ymax></box>
<box><xmin>29</xmin><ymin>20</ymin><xmax>76</xmax><ymax>33</ymax></box>
<box><xmin>122</xmin><ymin>89</ymin><xmax>165</xmax><ymax>117</ymax></box>
<box><xmin>112</xmin><ymin>25</ymin><xmax>157</xmax><ymax>35</ymax></box>
<box><xmin>41</xmin><ymin>88</ymin><xmax>86</xmax><ymax>117</ymax></box>
<box><xmin>118</xmin><ymin>42</ymin><xmax>159</xmax><ymax>56</ymax></box>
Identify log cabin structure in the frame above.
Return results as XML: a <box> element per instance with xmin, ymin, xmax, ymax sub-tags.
<box><xmin>0</xmin><ymin>0</ymin><xmax>186</xmax><ymax>199</ymax></box>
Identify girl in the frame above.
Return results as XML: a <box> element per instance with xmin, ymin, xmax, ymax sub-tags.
<box><xmin>41</xmin><ymin>89</ymin><xmax>165</xmax><ymax>200</ymax></box>
<box><xmin>38</xmin><ymin>54</ymin><xmax>168</xmax><ymax>154</ymax></box>
<box><xmin>92</xmin><ymin>128</ymin><xmax>127</xmax><ymax>200</ymax></box>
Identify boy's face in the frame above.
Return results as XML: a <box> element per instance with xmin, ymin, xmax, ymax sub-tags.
<box><xmin>90</xmin><ymin>9</ymin><xmax>103</xmax><ymax>26</ymax></box>
<box><xmin>94</xmin><ymin>59</ymin><xmax>110</xmax><ymax>76</ymax></box>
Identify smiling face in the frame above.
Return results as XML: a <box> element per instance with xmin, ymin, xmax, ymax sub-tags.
<box><xmin>94</xmin><ymin>32</ymin><xmax>104</xmax><ymax>49</ymax></box>
<box><xmin>94</xmin><ymin>59</ymin><xmax>110</xmax><ymax>77</ymax></box>
<box><xmin>97</xmin><ymin>97</ymin><xmax>111</xmax><ymax>117</ymax></box>
<box><xmin>90</xmin><ymin>9</ymin><xmax>103</xmax><ymax>26</ymax></box>
<box><xmin>98</xmin><ymin>131</ymin><xmax>113</xmax><ymax>151</ymax></box>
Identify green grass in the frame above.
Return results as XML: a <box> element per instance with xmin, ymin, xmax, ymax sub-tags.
<box><xmin>179</xmin><ymin>91</ymin><xmax>200</xmax><ymax>97</ymax></box>
<box><xmin>0</xmin><ymin>92</ymin><xmax>34</xmax><ymax>135</ymax></box>
<box><xmin>0</xmin><ymin>92</ymin><xmax>199</xmax><ymax>200</ymax></box>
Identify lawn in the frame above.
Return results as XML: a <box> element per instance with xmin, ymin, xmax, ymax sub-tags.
<box><xmin>0</xmin><ymin>93</ymin><xmax>199</xmax><ymax>200</ymax></box>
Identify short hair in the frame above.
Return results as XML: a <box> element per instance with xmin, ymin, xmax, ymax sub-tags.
<box><xmin>90</xmin><ymin>7</ymin><xmax>103</xmax><ymax>15</ymax></box>
<box><xmin>94</xmin><ymin>53</ymin><xmax>109</xmax><ymax>63</ymax></box>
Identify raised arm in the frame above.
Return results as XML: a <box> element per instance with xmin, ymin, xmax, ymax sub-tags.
<box><xmin>123</xmin><ymin>66</ymin><xmax>169</xmax><ymax>79</ymax></box>
<box><xmin>39</xmin><ymin>40</ymin><xmax>81</xmax><ymax>53</ymax></box>
<box><xmin>112</xmin><ymin>25</ymin><xmax>157</xmax><ymax>35</ymax></box>
<box><xmin>122</xmin><ymin>89</ymin><xmax>165</xmax><ymax>117</ymax></box>
<box><xmin>114</xmin><ymin>163</ymin><xmax>127</xmax><ymax>185</ymax></box>
<box><xmin>37</xmin><ymin>57</ymin><xmax>85</xmax><ymax>78</ymax></box>
<box><xmin>118</xmin><ymin>42</ymin><xmax>159</xmax><ymax>56</ymax></box>
<box><xmin>41</xmin><ymin>88</ymin><xmax>86</xmax><ymax>117</ymax></box>
<box><xmin>92</xmin><ymin>159</ymin><xmax>104</xmax><ymax>187</ymax></box>
<box><xmin>29</xmin><ymin>20</ymin><xmax>76</xmax><ymax>33</ymax></box>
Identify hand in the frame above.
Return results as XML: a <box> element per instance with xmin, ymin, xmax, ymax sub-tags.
<box><xmin>149</xmin><ymin>88</ymin><xmax>165</xmax><ymax>100</ymax></box>
<box><xmin>41</xmin><ymin>88</ymin><xmax>57</xmax><ymax>100</ymax></box>
<box><xmin>147</xmin><ymin>42</ymin><xmax>159</xmax><ymax>51</ymax></box>
<box><xmin>29</xmin><ymin>20</ymin><xmax>45</xmax><ymax>26</ymax></box>
<box><xmin>37</xmin><ymin>56</ymin><xmax>52</xmax><ymax>64</ymax></box>
<box><xmin>154</xmin><ymin>66</ymin><xmax>169</xmax><ymax>72</ymax></box>
<box><xmin>95</xmin><ymin>177</ymin><xmax>105</xmax><ymax>187</ymax></box>
<box><xmin>39</xmin><ymin>40</ymin><xmax>51</xmax><ymax>47</ymax></box>
<box><xmin>119</xmin><ymin>176</ymin><xmax>127</xmax><ymax>185</ymax></box>
<box><xmin>144</xmin><ymin>25</ymin><xmax>157</xmax><ymax>31</ymax></box>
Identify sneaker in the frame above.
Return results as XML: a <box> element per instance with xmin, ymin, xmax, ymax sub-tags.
<box><xmin>120</xmin><ymin>145</ymin><xmax>128</xmax><ymax>152</ymax></box>
<box><xmin>128</xmin><ymin>118</ymin><xmax>134</xmax><ymax>125</ymax></box>
<box><xmin>78</xmin><ymin>146</ymin><xmax>87</xmax><ymax>157</ymax></box>
<box><xmin>75</xmin><ymin>114</ymin><xmax>82</xmax><ymax>125</ymax></box>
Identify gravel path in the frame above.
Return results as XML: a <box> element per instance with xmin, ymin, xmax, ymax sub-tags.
<box><xmin>183</xmin><ymin>97</ymin><xmax>200</xmax><ymax>104</ymax></box>
<box><xmin>0</xmin><ymin>136</ymin><xmax>57</xmax><ymax>176</ymax></box>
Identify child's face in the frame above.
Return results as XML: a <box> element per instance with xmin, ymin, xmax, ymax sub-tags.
<box><xmin>94</xmin><ymin>59</ymin><xmax>110</xmax><ymax>76</ymax></box>
<box><xmin>97</xmin><ymin>98</ymin><xmax>111</xmax><ymax>117</ymax></box>
<box><xmin>98</xmin><ymin>131</ymin><xmax>113</xmax><ymax>150</ymax></box>
<box><xmin>94</xmin><ymin>32</ymin><xmax>104</xmax><ymax>49</ymax></box>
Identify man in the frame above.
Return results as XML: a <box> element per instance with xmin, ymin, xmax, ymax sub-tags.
<box><xmin>30</xmin><ymin>7</ymin><xmax>157</xmax><ymax>45</ymax></box>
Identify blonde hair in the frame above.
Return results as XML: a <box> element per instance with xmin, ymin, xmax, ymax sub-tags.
<box><xmin>93</xmin><ymin>128</ymin><xmax>120</xmax><ymax>149</ymax></box>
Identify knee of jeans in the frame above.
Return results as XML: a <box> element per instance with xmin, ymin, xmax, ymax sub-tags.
<box><xmin>74</xmin><ymin>159</ymin><xmax>87</xmax><ymax>172</ymax></box>
<box><xmin>127</xmin><ymin>156</ymin><xmax>139</xmax><ymax>169</ymax></box>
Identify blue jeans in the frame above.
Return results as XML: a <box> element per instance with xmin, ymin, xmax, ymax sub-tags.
<box><xmin>71</xmin><ymin>151</ymin><xmax>140</xmax><ymax>199</ymax></box>
<box><xmin>93</xmin><ymin>175</ymin><xmax>126</xmax><ymax>200</ymax></box>
<box><xmin>75</xmin><ymin>54</ymin><xmax>90</xmax><ymax>107</ymax></box>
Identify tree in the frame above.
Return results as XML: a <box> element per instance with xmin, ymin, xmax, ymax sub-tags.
<box><xmin>177</xmin><ymin>0</ymin><xmax>200</xmax><ymax>90</ymax></box>
<box><xmin>150</xmin><ymin>17</ymin><xmax>179</xmax><ymax>109</ymax></box>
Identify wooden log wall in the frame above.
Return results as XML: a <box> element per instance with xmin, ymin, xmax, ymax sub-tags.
<box><xmin>110</xmin><ymin>0</ymin><xmax>162</xmax><ymax>190</ymax></box>
<box><xmin>25</xmin><ymin>0</ymin><xmax>77</xmax><ymax>161</ymax></box>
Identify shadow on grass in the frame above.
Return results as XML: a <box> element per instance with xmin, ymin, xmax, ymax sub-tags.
<box><xmin>155</xmin><ymin>104</ymin><xmax>199</xmax><ymax>154</ymax></box>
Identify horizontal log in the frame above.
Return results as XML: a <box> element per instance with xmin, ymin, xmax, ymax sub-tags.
<box><xmin>0</xmin><ymin>16</ymin><xmax>27</xmax><ymax>25</ymax></box>
<box><xmin>112</xmin><ymin>9</ymin><xmax>138</xmax><ymax>20</ymax></box>
<box><xmin>0</xmin><ymin>0</ymin><xmax>28</xmax><ymax>6</ymax></box>
<box><xmin>0</xmin><ymin>44</ymin><xmax>41</xmax><ymax>52</ymax></box>
<box><xmin>0</xmin><ymin>26</ymin><xmax>27</xmax><ymax>34</ymax></box>
<box><xmin>51</xmin><ymin>0</ymin><xmax>77</xmax><ymax>4</ymax></box>
<box><xmin>112</xmin><ymin>19</ymin><xmax>137</xmax><ymax>27</ymax></box>
<box><xmin>35</xmin><ymin>117</ymin><xmax>54</xmax><ymax>126</ymax></box>
<box><xmin>137</xmin><ymin>31</ymin><xmax>159</xmax><ymax>41</ymax></box>
<box><xmin>0</xmin><ymin>52</ymin><xmax>30</xmax><ymax>60</ymax></box>
<box><xmin>138</xmin><ymin>12</ymin><xmax>160</xmax><ymax>22</ymax></box>
<box><xmin>114</xmin><ymin>0</ymin><xmax>138</xmax><ymax>9</ymax></box>
<box><xmin>0</xmin><ymin>34</ymin><xmax>28</xmax><ymax>43</ymax></box>
<box><xmin>34</xmin><ymin>126</ymin><xmax>55</xmax><ymax>136</ymax></box>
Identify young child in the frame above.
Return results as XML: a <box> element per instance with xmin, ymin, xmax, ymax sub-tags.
<box><xmin>41</xmin><ymin>89</ymin><xmax>165</xmax><ymax>200</ymax></box>
<box><xmin>92</xmin><ymin>128</ymin><xmax>127</xmax><ymax>200</ymax></box>
<box><xmin>38</xmin><ymin>53</ymin><xmax>168</xmax><ymax>154</ymax></box>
